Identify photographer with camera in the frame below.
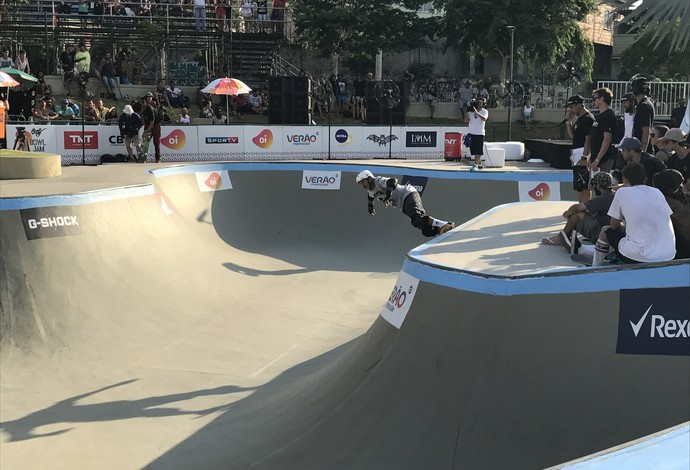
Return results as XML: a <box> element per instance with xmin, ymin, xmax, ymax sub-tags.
<box><xmin>464</xmin><ymin>97</ymin><xmax>489</xmax><ymax>169</ymax></box>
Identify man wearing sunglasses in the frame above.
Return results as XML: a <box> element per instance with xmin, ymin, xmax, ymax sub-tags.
<box><xmin>589</xmin><ymin>87</ymin><xmax>617</xmax><ymax>173</ymax></box>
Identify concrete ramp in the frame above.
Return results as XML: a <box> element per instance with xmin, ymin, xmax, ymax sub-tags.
<box><xmin>1</xmin><ymin>163</ymin><xmax>688</xmax><ymax>469</ymax></box>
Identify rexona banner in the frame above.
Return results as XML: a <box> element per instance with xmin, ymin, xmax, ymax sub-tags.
<box><xmin>616</xmin><ymin>287</ymin><xmax>690</xmax><ymax>356</ymax></box>
<box><xmin>518</xmin><ymin>181</ymin><xmax>561</xmax><ymax>201</ymax></box>
<box><xmin>19</xmin><ymin>206</ymin><xmax>85</xmax><ymax>240</ymax></box>
<box><xmin>195</xmin><ymin>170</ymin><xmax>233</xmax><ymax>192</ymax></box>
<box><xmin>380</xmin><ymin>271</ymin><xmax>420</xmax><ymax>329</ymax></box>
<box><xmin>301</xmin><ymin>170</ymin><xmax>341</xmax><ymax>190</ymax></box>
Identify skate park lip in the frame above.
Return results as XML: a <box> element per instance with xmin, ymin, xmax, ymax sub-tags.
<box><xmin>1</xmin><ymin>160</ymin><xmax>688</xmax><ymax>469</ymax></box>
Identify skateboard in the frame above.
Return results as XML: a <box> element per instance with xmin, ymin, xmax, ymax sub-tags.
<box><xmin>138</xmin><ymin>133</ymin><xmax>152</xmax><ymax>163</ymax></box>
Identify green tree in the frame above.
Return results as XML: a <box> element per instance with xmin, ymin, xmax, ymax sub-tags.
<box><xmin>292</xmin><ymin>0</ymin><xmax>435</xmax><ymax>74</ymax></box>
<box><xmin>433</xmin><ymin>0</ymin><xmax>597</xmax><ymax>89</ymax></box>
<box><xmin>619</xmin><ymin>24</ymin><xmax>690</xmax><ymax>80</ymax></box>
<box><xmin>607</xmin><ymin>0</ymin><xmax>689</xmax><ymax>52</ymax></box>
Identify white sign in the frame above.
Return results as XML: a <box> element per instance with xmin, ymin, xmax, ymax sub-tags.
<box><xmin>159</xmin><ymin>126</ymin><xmax>198</xmax><ymax>158</ymax></box>
<box><xmin>197</xmin><ymin>126</ymin><xmax>243</xmax><ymax>155</ymax></box>
<box><xmin>361</xmin><ymin>126</ymin><xmax>403</xmax><ymax>156</ymax></box>
<box><xmin>283</xmin><ymin>126</ymin><xmax>324</xmax><ymax>153</ymax></box>
<box><xmin>195</xmin><ymin>170</ymin><xmax>233</xmax><ymax>192</ymax></box>
<box><xmin>244</xmin><ymin>126</ymin><xmax>283</xmax><ymax>154</ymax></box>
<box><xmin>6</xmin><ymin>125</ymin><xmax>58</xmax><ymax>154</ymax></box>
<box><xmin>518</xmin><ymin>181</ymin><xmax>561</xmax><ymax>202</ymax></box>
<box><xmin>380</xmin><ymin>271</ymin><xmax>420</xmax><ymax>329</ymax></box>
<box><xmin>301</xmin><ymin>170</ymin><xmax>341</xmax><ymax>190</ymax></box>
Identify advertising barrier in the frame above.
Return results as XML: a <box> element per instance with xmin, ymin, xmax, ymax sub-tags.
<box><xmin>6</xmin><ymin>124</ymin><xmax>476</xmax><ymax>162</ymax></box>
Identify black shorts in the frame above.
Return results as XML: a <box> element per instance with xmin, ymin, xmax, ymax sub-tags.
<box><xmin>604</xmin><ymin>227</ymin><xmax>641</xmax><ymax>264</ymax></box>
<box><xmin>469</xmin><ymin>134</ymin><xmax>484</xmax><ymax>156</ymax></box>
<box><xmin>573</xmin><ymin>166</ymin><xmax>590</xmax><ymax>191</ymax></box>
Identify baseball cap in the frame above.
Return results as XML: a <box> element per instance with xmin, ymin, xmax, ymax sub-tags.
<box><xmin>622</xmin><ymin>92</ymin><xmax>634</xmax><ymax>101</ymax></box>
<box><xmin>123</xmin><ymin>104</ymin><xmax>134</xmax><ymax>115</ymax></box>
<box><xmin>566</xmin><ymin>95</ymin><xmax>584</xmax><ymax>105</ymax></box>
<box><xmin>145</xmin><ymin>92</ymin><xmax>153</xmax><ymax>97</ymax></box>
<box><xmin>664</xmin><ymin>128</ymin><xmax>686</xmax><ymax>142</ymax></box>
<box><xmin>590</xmin><ymin>171</ymin><xmax>614</xmax><ymax>189</ymax></box>
<box><xmin>616</xmin><ymin>137</ymin><xmax>642</xmax><ymax>150</ymax></box>
<box><xmin>62</xmin><ymin>98</ymin><xmax>69</xmax><ymax>104</ymax></box>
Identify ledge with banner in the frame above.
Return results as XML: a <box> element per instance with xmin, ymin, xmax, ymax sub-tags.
<box><xmin>6</xmin><ymin>125</ymin><xmax>471</xmax><ymax>163</ymax></box>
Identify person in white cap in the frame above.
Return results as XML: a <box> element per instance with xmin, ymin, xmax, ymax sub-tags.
<box><xmin>118</xmin><ymin>104</ymin><xmax>144</xmax><ymax>162</ymax></box>
<box><xmin>355</xmin><ymin>170</ymin><xmax>455</xmax><ymax>237</ymax></box>
<box><xmin>660</xmin><ymin>128</ymin><xmax>689</xmax><ymax>186</ymax></box>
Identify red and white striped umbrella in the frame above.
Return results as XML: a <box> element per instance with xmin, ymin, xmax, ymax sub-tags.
<box><xmin>0</xmin><ymin>71</ymin><xmax>20</xmax><ymax>88</ymax></box>
<box><xmin>201</xmin><ymin>77</ymin><xmax>251</xmax><ymax>96</ymax></box>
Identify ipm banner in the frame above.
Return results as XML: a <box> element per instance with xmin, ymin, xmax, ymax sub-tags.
<box><xmin>517</xmin><ymin>181</ymin><xmax>561</xmax><ymax>201</ymax></box>
<box><xmin>399</xmin><ymin>128</ymin><xmax>442</xmax><ymax>158</ymax></box>
<box><xmin>617</xmin><ymin>287</ymin><xmax>690</xmax><ymax>356</ymax></box>
<box><xmin>380</xmin><ymin>271</ymin><xmax>420</xmax><ymax>329</ymax></box>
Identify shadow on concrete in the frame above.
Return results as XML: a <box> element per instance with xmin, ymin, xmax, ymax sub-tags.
<box><xmin>0</xmin><ymin>379</ymin><xmax>256</xmax><ymax>442</ymax></box>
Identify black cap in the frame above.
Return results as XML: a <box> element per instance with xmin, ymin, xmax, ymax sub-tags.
<box><xmin>566</xmin><ymin>95</ymin><xmax>584</xmax><ymax>105</ymax></box>
<box><xmin>622</xmin><ymin>92</ymin><xmax>635</xmax><ymax>101</ymax></box>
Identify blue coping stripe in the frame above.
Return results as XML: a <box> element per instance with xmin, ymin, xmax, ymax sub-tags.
<box><xmin>402</xmin><ymin>258</ymin><xmax>689</xmax><ymax>296</ymax></box>
<box><xmin>150</xmin><ymin>161</ymin><xmax>572</xmax><ymax>182</ymax></box>
<box><xmin>558</xmin><ymin>424</ymin><xmax>689</xmax><ymax>470</ymax></box>
<box><xmin>0</xmin><ymin>184</ymin><xmax>155</xmax><ymax>210</ymax></box>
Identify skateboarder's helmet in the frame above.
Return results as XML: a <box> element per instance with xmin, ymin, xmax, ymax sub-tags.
<box><xmin>356</xmin><ymin>170</ymin><xmax>373</xmax><ymax>183</ymax></box>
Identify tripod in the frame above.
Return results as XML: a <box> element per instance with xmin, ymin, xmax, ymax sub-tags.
<box><xmin>13</xmin><ymin>127</ymin><xmax>30</xmax><ymax>152</ymax></box>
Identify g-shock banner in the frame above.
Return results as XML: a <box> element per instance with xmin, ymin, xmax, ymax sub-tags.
<box><xmin>20</xmin><ymin>206</ymin><xmax>85</xmax><ymax>240</ymax></box>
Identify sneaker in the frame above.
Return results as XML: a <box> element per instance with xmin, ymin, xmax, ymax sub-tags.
<box><xmin>438</xmin><ymin>222</ymin><xmax>455</xmax><ymax>235</ymax></box>
<box><xmin>570</xmin><ymin>253</ymin><xmax>593</xmax><ymax>266</ymax></box>
<box><xmin>477</xmin><ymin>164</ymin><xmax>484</xmax><ymax>170</ymax></box>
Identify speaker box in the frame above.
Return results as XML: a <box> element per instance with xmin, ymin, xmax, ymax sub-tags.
<box><xmin>268</xmin><ymin>75</ymin><xmax>312</xmax><ymax>124</ymax></box>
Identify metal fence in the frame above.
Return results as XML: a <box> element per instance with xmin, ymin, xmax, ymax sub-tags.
<box><xmin>597</xmin><ymin>80</ymin><xmax>689</xmax><ymax>117</ymax></box>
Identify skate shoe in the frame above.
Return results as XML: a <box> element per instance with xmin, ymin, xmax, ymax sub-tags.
<box><xmin>438</xmin><ymin>222</ymin><xmax>456</xmax><ymax>235</ymax></box>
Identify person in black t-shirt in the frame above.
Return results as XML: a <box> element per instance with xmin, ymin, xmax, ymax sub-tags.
<box><xmin>661</xmin><ymin>128</ymin><xmax>689</xmax><ymax>187</ymax></box>
<box><xmin>590</xmin><ymin>87</ymin><xmax>617</xmax><ymax>173</ymax></box>
<box><xmin>615</xmin><ymin>137</ymin><xmax>666</xmax><ymax>186</ymax></box>
<box><xmin>670</xmin><ymin>99</ymin><xmax>686</xmax><ymax>129</ymax></box>
<box><xmin>630</xmin><ymin>77</ymin><xmax>654</xmax><ymax>153</ymax></box>
<box><xmin>565</xmin><ymin>95</ymin><xmax>595</xmax><ymax>202</ymax></box>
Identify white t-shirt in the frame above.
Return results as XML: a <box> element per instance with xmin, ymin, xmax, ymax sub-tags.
<box><xmin>467</xmin><ymin>108</ymin><xmax>488</xmax><ymax>135</ymax></box>
<box><xmin>248</xmin><ymin>94</ymin><xmax>262</xmax><ymax>108</ymax></box>
<box><xmin>607</xmin><ymin>185</ymin><xmax>675</xmax><ymax>262</ymax></box>
<box><xmin>621</xmin><ymin>112</ymin><xmax>634</xmax><ymax>143</ymax></box>
<box><xmin>179</xmin><ymin>114</ymin><xmax>191</xmax><ymax>124</ymax></box>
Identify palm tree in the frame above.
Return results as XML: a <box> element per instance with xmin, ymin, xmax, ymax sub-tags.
<box><xmin>605</xmin><ymin>0</ymin><xmax>689</xmax><ymax>51</ymax></box>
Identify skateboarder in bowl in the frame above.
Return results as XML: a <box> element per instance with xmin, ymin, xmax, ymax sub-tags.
<box><xmin>356</xmin><ymin>170</ymin><xmax>455</xmax><ymax>237</ymax></box>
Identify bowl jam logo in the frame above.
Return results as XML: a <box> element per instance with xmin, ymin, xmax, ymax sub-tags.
<box><xmin>286</xmin><ymin>132</ymin><xmax>318</xmax><ymax>145</ymax></box>
<box><xmin>528</xmin><ymin>183</ymin><xmax>551</xmax><ymax>200</ymax></box>
<box><xmin>252</xmin><ymin>129</ymin><xmax>273</xmax><ymax>149</ymax></box>
<box><xmin>335</xmin><ymin>129</ymin><xmax>351</xmax><ymax>144</ymax></box>
<box><xmin>162</xmin><ymin>129</ymin><xmax>186</xmax><ymax>149</ymax></box>
<box><xmin>64</xmin><ymin>131</ymin><xmax>98</xmax><ymax>150</ymax></box>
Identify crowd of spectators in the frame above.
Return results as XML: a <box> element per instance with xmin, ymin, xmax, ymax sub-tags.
<box><xmin>541</xmin><ymin>76</ymin><xmax>689</xmax><ymax>265</ymax></box>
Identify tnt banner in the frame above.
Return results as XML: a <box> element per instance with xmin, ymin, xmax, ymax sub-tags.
<box><xmin>301</xmin><ymin>170</ymin><xmax>341</xmax><ymax>190</ymax></box>
<box><xmin>380</xmin><ymin>271</ymin><xmax>420</xmax><ymax>329</ymax></box>
<box><xmin>518</xmin><ymin>181</ymin><xmax>561</xmax><ymax>202</ymax></box>
<box><xmin>282</xmin><ymin>126</ymin><xmax>324</xmax><ymax>155</ymax></box>
<box><xmin>57</xmin><ymin>127</ymin><xmax>103</xmax><ymax>163</ymax></box>
<box><xmin>330</xmin><ymin>127</ymin><xmax>363</xmax><ymax>158</ymax></box>
<box><xmin>195</xmin><ymin>170</ymin><xmax>233</xmax><ymax>192</ymax></box>
<box><xmin>244</xmin><ymin>126</ymin><xmax>283</xmax><ymax>158</ymax></box>
<box><xmin>159</xmin><ymin>126</ymin><xmax>198</xmax><ymax>161</ymax></box>
<box><xmin>400</xmin><ymin>128</ymin><xmax>442</xmax><ymax>158</ymax></box>
<box><xmin>617</xmin><ymin>287</ymin><xmax>690</xmax><ymax>356</ymax></box>
<box><xmin>197</xmin><ymin>126</ymin><xmax>244</xmax><ymax>156</ymax></box>
<box><xmin>6</xmin><ymin>125</ymin><xmax>58</xmax><ymax>154</ymax></box>
<box><xmin>361</xmin><ymin>126</ymin><xmax>403</xmax><ymax>157</ymax></box>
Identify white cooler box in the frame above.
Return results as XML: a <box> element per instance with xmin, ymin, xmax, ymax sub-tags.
<box><xmin>486</xmin><ymin>142</ymin><xmax>525</xmax><ymax>161</ymax></box>
<box><xmin>482</xmin><ymin>146</ymin><xmax>505</xmax><ymax>168</ymax></box>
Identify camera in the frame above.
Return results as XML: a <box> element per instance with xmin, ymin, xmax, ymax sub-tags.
<box><xmin>16</xmin><ymin>127</ymin><xmax>26</xmax><ymax>137</ymax></box>
<box><xmin>467</xmin><ymin>99</ymin><xmax>478</xmax><ymax>112</ymax></box>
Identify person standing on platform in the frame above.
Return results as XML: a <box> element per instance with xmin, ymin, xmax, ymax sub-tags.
<box><xmin>589</xmin><ymin>87</ymin><xmax>617</xmax><ymax>174</ymax></box>
<box><xmin>565</xmin><ymin>95</ymin><xmax>594</xmax><ymax>203</ymax></box>
<box><xmin>464</xmin><ymin>97</ymin><xmax>488</xmax><ymax>169</ymax></box>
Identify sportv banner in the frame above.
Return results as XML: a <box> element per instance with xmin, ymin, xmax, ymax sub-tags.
<box><xmin>616</xmin><ymin>287</ymin><xmax>689</xmax><ymax>356</ymax></box>
<box><xmin>197</xmin><ymin>126</ymin><xmax>243</xmax><ymax>155</ymax></box>
<box><xmin>518</xmin><ymin>181</ymin><xmax>561</xmax><ymax>202</ymax></box>
<box><xmin>380</xmin><ymin>271</ymin><xmax>420</xmax><ymax>329</ymax></box>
